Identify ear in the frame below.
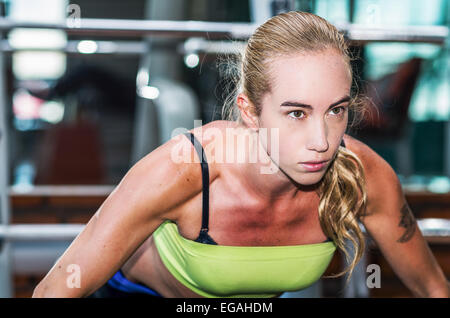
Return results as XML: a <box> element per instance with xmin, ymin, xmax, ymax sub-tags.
<box><xmin>236</xmin><ymin>93</ymin><xmax>259</xmax><ymax>131</ymax></box>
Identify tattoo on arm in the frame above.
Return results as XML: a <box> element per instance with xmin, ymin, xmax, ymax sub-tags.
<box><xmin>396</xmin><ymin>202</ymin><xmax>416</xmax><ymax>243</ymax></box>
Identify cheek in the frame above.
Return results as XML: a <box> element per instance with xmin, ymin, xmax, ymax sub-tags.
<box><xmin>276</xmin><ymin>130</ymin><xmax>306</xmax><ymax>163</ymax></box>
<box><xmin>331</xmin><ymin>115</ymin><xmax>348</xmax><ymax>140</ymax></box>
<box><xmin>258</xmin><ymin>126</ymin><xmax>299</xmax><ymax>165</ymax></box>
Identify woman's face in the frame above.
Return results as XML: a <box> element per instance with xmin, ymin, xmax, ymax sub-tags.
<box><xmin>257</xmin><ymin>49</ymin><xmax>352</xmax><ymax>186</ymax></box>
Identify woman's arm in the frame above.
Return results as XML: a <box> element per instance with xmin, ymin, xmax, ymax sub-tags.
<box><xmin>32</xmin><ymin>133</ymin><xmax>206</xmax><ymax>297</ymax></box>
<box><xmin>345</xmin><ymin>135</ymin><xmax>449</xmax><ymax>298</ymax></box>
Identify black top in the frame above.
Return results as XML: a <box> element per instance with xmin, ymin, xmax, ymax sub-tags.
<box><xmin>184</xmin><ymin>132</ymin><xmax>218</xmax><ymax>245</ymax></box>
<box><xmin>183</xmin><ymin>132</ymin><xmax>347</xmax><ymax>245</ymax></box>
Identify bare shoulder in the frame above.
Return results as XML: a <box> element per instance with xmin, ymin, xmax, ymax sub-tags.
<box><xmin>125</xmin><ymin>132</ymin><xmax>215</xmax><ymax>222</ymax></box>
<box><xmin>186</xmin><ymin>119</ymin><xmax>240</xmax><ymax>170</ymax></box>
<box><xmin>188</xmin><ymin>120</ymin><xmax>239</xmax><ymax>138</ymax></box>
<box><xmin>342</xmin><ymin>134</ymin><xmax>397</xmax><ymax>178</ymax></box>
<box><xmin>342</xmin><ymin>134</ymin><xmax>402</xmax><ymax>216</ymax></box>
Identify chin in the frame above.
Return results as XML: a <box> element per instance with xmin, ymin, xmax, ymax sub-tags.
<box><xmin>292</xmin><ymin>170</ymin><xmax>327</xmax><ymax>186</ymax></box>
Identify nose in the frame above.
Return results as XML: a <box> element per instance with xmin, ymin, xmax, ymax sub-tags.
<box><xmin>306</xmin><ymin>120</ymin><xmax>329</xmax><ymax>153</ymax></box>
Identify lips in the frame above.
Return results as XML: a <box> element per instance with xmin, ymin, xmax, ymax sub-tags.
<box><xmin>299</xmin><ymin>160</ymin><xmax>329</xmax><ymax>172</ymax></box>
<box><xmin>300</xmin><ymin>159</ymin><xmax>329</xmax><ymax>164</ymax></box>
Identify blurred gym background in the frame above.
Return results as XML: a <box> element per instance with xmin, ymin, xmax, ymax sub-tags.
<box><xmin>0</xmin><ymin>0</ymin><xmax>449</xmax><ymax>297</ymax></box>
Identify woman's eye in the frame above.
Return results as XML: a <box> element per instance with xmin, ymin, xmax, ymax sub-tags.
<box><xmin>330</xmin><ymin>106</ymin><xmax>345</xmax><ymax>116</ymax></box>
<box><xmin>288</xmin><ymin>107</ymin><xmax>346</xmax><ymax>120</ymax></box>
<box><xmin>288</xmin><ymin>110</ymin><xmax>305</xmax><ymax>119</ymax></box>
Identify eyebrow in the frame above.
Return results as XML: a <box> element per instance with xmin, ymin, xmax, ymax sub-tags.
<box><xmin>280</xmin><ymin>95</ymin><xmax>351</xmax><ymax>109</ymax></box>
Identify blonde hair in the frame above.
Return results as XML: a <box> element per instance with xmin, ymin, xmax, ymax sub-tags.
<box><xmin>221</xmin><ymin>11</ymin><xmax>369</xmax><ymax>285</ymax></box>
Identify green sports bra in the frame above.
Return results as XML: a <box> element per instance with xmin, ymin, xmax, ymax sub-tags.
<box><xmin>152</xmin><ymin>132</ymin><xmax>341</xmax><ymax>298</ymax></box>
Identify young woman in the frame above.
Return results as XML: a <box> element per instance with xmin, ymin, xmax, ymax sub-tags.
<box><xmin>33</xmin><ymin>11</ymin><xmax>449</xmax><ymax>298</ymax></box>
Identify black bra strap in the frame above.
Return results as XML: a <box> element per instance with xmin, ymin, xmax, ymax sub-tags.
<box><xmin>183</xmin><ymin>132</ymin><xmax>217</xmax><ymax>245</ymax></box>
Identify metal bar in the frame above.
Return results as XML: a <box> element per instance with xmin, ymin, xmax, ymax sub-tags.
<box><xmin>179</xmin><ymin>38</ymin><xmax>247</xmax><ymax>55</ymax></box>
<box><xmin>335</xmin><ymin>22</ymin><xmax>448</xmax><ymax>44</ymax></box>
<box><xmin>11</xmin><ymin>241</ymin><xmax>71</xmax><ymax>275</ymax></box>
<box><xmin>0</xmin><ymin>27</ymin><xmax>446</xmax><ymax>59</ymax></box>
<box><xmin>10</xmin><ymin>185</ymin><xmax>115</xmax><ymax>197</ymax></box>
<box><xmin>0</xmin><ymin>11</ymin><xmax>12</xmax><ymax>296</ymax></box>
<box><xmin>9</xmin><ymin>184</ymin><xmax>450</xmax><ymax>198</ymax></box>
<box><xmin>416</xmin><ymin>218</ymin><xmax>450</xmax><ymax>237</ymax></box>
<box><xmin>0</xmin><ymin>18</ymin><xmax>257</xmax><ymax>39</ymax></box>
<box><xmin>0</xmin><ymin>224</ymin><xmax>84</xmax><ymax>241</ymax></box>
<box><xmin>0</xmin><ymin>219</ymin><xmax>449</xmax><ymax>241</ymax></box>
<box><xmin>0</xmin><ymin>18</ymin><xmax>447</xmax><ymax>43</ymax></box>
<box><xmin>0</xmin><ymin>39</ymin><xmax>153</xmax><ymax>55</ymax></box>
